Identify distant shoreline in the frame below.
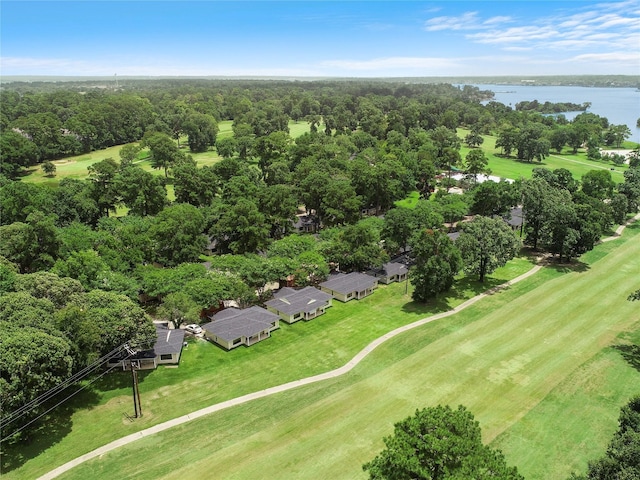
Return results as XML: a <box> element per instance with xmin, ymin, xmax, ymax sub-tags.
<box><xmin>1</xmin><ymin>74</ymin><xmax>639</xmax><ymax>89</ymax></box>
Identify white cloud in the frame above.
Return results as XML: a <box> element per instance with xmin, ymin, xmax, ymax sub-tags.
<box><xmin>468</xmin><ymin>26</ymin><xmax>558</xmax><ymax>44</ymax></box>
<box><xmin>455</xmin><ymin>1</ymin><xmax>639</xmax><ymax>58</ymax></box>
<box><xmin>483</xmin><ymin>16</ymin><xmax>512</xmax><ymax>26</ymax></box>
<box><xmin>570</xmin><ymin>52</ymin><xmax>640</xmax><ymax>62</ymax></box>
<box><xmin>424</xmin><ymin>11</ymin><xmax>480</xmax><ymax>31</ymax></box>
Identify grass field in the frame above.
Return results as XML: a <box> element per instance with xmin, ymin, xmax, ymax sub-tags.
<box><xmin>8</xmin><ymin>225</ymin><xmax>639</xmax><ymax>479</ymax></box>
<box><xmin>22</xmin><ymin>123</ymin><xmax>630</xmax><ymax>189</ymax></box>
<box><xmin>2</xmin><ymin>255</ymin><xmax>535</xmax><ymax>479</ymax></box>
<box><xmin>457</xmin><ymin>128</ymin><xmax>630</xmax><ymax>183</ymax></box>
<box><xmin>50</xmin><ymin>223</ymin><xmax>639</xmax><ymax>480</ymax></box>
<box><xmin>20</xmin><ymin>120</ymin><xmax>311</xmax><ymax>187</ymax></box>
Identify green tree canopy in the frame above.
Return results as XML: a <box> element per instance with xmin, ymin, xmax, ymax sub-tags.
<box><xmin>157</xmin><ymin>291</ymin><xmax>200</xmax><ymax>328</ymax></box>
<box><xmin>457</xmin><ymin>216</ymin><xmax>522</xmax><ymax>282</ymax></box>
<box><xmin>409</xmin><ymin>229</ymin><xmax>462</xmax><ymax>302</ymax></box>
<box><xmin>0</xmin><ymin>323</ymin><xmax>74</xmax><ymax>423</ymax></box>
<box><xmin>363</xmin><ymin>405</ymin><xmax>523</xmax><ymax>480</ymax></box>
<box><xmin>464</xmin><ymin>149</ymin><xmax>491</xmax><ymax>183</ymax></box>
<box><xmin>143</xmin><ymin>132</ymin><xmax>185</xmax><ymax>177</ymax></box>
<box><xmin>13</xmin><ymin>271</ymin><xmax>84</xmax><ymax>309</ymax></box>
<box><xmin>183</xmin><ymin>113</ymin><xmax>218</xmax><ymax>153</ymax></box>
<box><xmin>63</xmin><ymin>289</ymin><xmax>156</xmax><ymax>356</ymax></box>
<box><xmin>581</xmin><ymin>170</ymin><xmax>615</xmax><ymax>200</ymax></box>
<box><xmin>114</xmin><ymin>166</ymin><xmax>167</xmax><ymax>217</ymax></box>
<box><xmin>150</xmin><ymin>203</ymin><xmax>206</xmax><ymax>266</ymax></box>
<box><xmin>382</xmin><ymin>207</ymin><xmax>415</xmax><ymax>253</ymax></box>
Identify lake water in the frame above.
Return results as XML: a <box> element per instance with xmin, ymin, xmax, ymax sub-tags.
<box><xmin>468</xmin><ymin>84</ymin><xmax>640</xmax><ymax>143</ymax></box>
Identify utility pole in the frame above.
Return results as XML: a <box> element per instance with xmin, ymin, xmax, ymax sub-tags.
<box><xmin>405</xmin><ymin>268</ymin><xmax>409</xmax><ymax>295</ymax></box>
<box><xmin>130</xmin><ymin>360</ymin><xmax>139</xmax><ymax>418</ymax></box>
<box><xmin>134</xmin><ymin>364</ymin><xmax>142</xmax><ymax>417</ymax></box>
<box><xmin>124</xmin><ymin>344</ymin><xmax>142</xmax><ymax>418</ymax></box>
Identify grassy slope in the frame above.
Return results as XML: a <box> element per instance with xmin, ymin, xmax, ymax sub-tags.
<box><xmin>21</xmin><ymin>120</ymin><xmax>310</xmax><ymax>187</ymax></box>
<box><xmin>2</xmin><ymin>256</ymin><xmax>533</xmax><ymax>479</ymax></box>
<box><xmin>457</xmin><ymin>128</ymin><xmax>629</xmax><ymax>183</ymax></box>
<box><xmin>35</xmin><ymin>225</ymin><xmax>640</xmax><ymax>480</ymax></box>
<box><xmin>24</xmin><ymin>124</ymin><xmax>628</xmax><ymax>192</ymax></box>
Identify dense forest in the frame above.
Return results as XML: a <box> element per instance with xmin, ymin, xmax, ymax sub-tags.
<box><xmin>1</xmin><ymin>79</ymin><xmax>639</xmax><ymax>445</ymax></box>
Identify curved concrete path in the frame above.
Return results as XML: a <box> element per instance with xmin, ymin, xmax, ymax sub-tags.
<box><xmin>38</xmin><ymin>266</ymin><xmax>541</xmax><ymax>480</ymax></box>
<box><xmin>602</xmin><ymin>212</ymin><xmax>640</xmax><ymax>242</ymax></box>
<box><xmin>38</xmin><ymin>215</ymin><xmax>637</xmax><ymax>480</ymax></box>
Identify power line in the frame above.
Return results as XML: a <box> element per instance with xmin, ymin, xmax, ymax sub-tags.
<box><xmin>0</xmin><ymin>343</ymin><xmax>131</xmax><ymax>430</ymax></box>
<box><xmin>1</xmin><ymin>362</ymin><xmax>126</xmax><ymax>443</ymax></box>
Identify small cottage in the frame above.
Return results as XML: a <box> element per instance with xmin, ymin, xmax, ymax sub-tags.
<box><xmin>265</xmin><ymin>286</ymin><xmax>333</xmax><ymax>323</ymax></box>
<box><xmin>319</xmin><ymin>272</ymin><xmax>378</xmax><ymax>302</ymax></box>
<box><xmin>202</xmin><ymin>306</ymin><xmax>280</xmax><ymax>350</ymax></box>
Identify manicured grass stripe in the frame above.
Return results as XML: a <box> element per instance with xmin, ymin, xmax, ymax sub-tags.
<box><xmin>457</xmin><ymin>128</ymin><xmax>628</xmax><ymax>182</ymax></box>
<box><xmin>3</xmin><ymin>258</ymin><xmax>533</xmax><ymax>479</ymax></box>
<box><xmin>492</xmin><ymin>347</ymin><xmax>640</xmax><ymax>479</ymax></box>
<box><xmin>48</xmin><ymin>227</ymin><xmax>640</xmax><ymax>480</ymax></box>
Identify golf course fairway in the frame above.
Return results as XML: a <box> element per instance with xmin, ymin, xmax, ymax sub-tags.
<box><xmin>46</xmin><ymin>224</ymin><xmax>640</xmax><ymax>480</ymax></box>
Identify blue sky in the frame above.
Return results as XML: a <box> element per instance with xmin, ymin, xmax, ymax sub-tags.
<box><xmin>1</xmin><ymin>1</ymin><xmax>639</xmax><ymax>77</ymax></box>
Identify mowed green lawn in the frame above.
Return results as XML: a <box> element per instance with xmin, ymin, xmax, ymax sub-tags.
<box><xmin>1</xmin><ymin>256</ymin><xmax>534</xmax><ymax>479</ymax></box>
<box><xmin>44</xmin><ymin>225</ymin><xmax>640</xmax><ymax>480</ymax></box>
<box><xmin>21</xmin><ymin>120</ymin><xmax>311</xmax><ymax>187</ymax></box>
<box><xmin>457</xmin><ymin>128</ymin><xmax>629</xmax><ymax>183</ymax></box>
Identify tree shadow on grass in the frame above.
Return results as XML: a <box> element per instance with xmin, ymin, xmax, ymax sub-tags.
<box><xmin>401</xmin><ymin>276</ymin><xmax>506</xmax><ymax>314</ymax></box>
<box><xmin>1</xmin><ymin>387</ymin><xmax>100</xmax><ymax>473</ymax></box>
<box><xmin>613</xmin><ymin>344</ymin><xmax>640</xmax><ymax>373</ymax></box>
<box><xmin>544</xmin><ymin>260</ymin><xmax>590</xmax><ymax>274</ymax></box>
<box><xmin>0</xmin><ymin>369</ymin><xmax>151</xmax><ymax>473</ymax></box>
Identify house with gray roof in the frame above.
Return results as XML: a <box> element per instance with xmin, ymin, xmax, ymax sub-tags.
<box><xmin>110</xmin><ymin>324</ymin><xmax>185</xmax><ymax>370</ymax></box>
<box><xmin>265</xmin><ymin>286</ymin><xmax>333</xmax><ymax>323</ymax></box>
<box><xmin>201</xmin><ymin>306</ymin><xmax>280</xmax><ymax>350</ymax></box>
<box><xmin>319</xmin><ymin>272</ymin><xmax>378</xmax><ymax>302</ymax></box>
<box><xmin>293</xmin><ymin>213</ymin><xmax>319</xmax><ymax>233</ymax></box>
<box><xmin>505</xmin><ymin>206</ymin><xmax>524</xmax><ymax>236</ymax></box>
<box><xmin>367</xmin><ymin>261</ymin><xmax>408</xmax><ymax>284</ymax></box>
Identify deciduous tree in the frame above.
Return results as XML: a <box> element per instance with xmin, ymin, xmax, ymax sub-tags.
<box><xmin>409</xmin><ymin>229</ymin><xmax>461</xmax><ymax>302</ymax></box>
<box><xmin>363</xmin><ymin>405</ymin><xmax>523</xmax><ymax>480</ymax></box>
<box><xmin>41</xmin><ymin>161</ymin><xmax>56</xmax><ymax>177</ymax></box>
<box><xmin>464</xmin><ymin>149</ymin><xmax>490</xmax><ymax>184</ymax></box>
<box><xmin>457</xmin><ymin>216</ymin><xmax>521</xmax><ymax>282</ymax></box>
<box><xmin>0</xmin><ymin>323</ymin><xmax>74</xmax><ymax>424</ymax></box>
<box><xmin>114</xmin><ymin>166</ymin><xmax>167</xmax><ymax>216</ymax></box>
<box><xmin>581</xmin><ymin>170</ymin><xmax>615</xmax><ymax>200</ymax></box>
<box><xmin>143</xmin><ymin>132</ymin><xmax>184</xmax><ymax>177</ymax></box>
<box><xmin>183</xmin><ymin>113</ymin><xmax>218</xmax><ymax>153</ymax></box>
<box><xmin>382</xmin><ymin>207</ymin><xmax>415</xmax><ymax>253</ymax></box>
<box><xmin>150</xmin><ymin>204</ymin><xmax>206</xmax><ymax>266</ymax></box>
<box><xmin>13</xmin><ymin>271</ymin><xmax>84</xmax><ymax>309</ymax></box>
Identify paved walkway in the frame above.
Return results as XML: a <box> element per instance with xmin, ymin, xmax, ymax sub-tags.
<box><xmin>38</xmin><ymin>216</ymin><xmax>637</xmax><ymax>480</ymax></box>
<box><xmin>549</xmin><ymin>154</ymin><xmax>625</xmax><ymax>174</ymax></box>
<box><xmin>602</xmin><ymin>212</ymin><xmax>640</xmax><ymax>242</ymax></box>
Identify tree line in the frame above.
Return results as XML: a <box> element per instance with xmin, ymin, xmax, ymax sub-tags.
<box><xmin>1</xmin><ymin>79</ymin><xmax>639</xmax><ymax>443</ymax></box>
<box><xmin>2</xmin><ymin>80</ymin><xmax>633</xmax><ymax>182</ymax></box>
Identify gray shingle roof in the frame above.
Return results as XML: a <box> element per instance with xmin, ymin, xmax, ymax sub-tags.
<box><xmin>127</xmin><ymin>325</ymin><xmax>185</xmax><ymax>360</ymax></box>
<box><xmin>319</xmin><ymin>272</ymin><xmax>377</xmax><ymax>295</ymax></box>
<box><xmin>265</xmin><ymin>286</ymin><xmax>332</xmax><ymax>315</ymax></box>
<box><xmin>383</xmin><ymin>262</ymin><xmax>408</xmax><ymax>277</ymax></box>
<box><xmin>506</xmin><ymin>207</ymin><xmax>524</xmax><ymax>227</ymax></box>
<box><xmin>447</xmin><ymin>231</ymin><xmax>460</xmax><ymax>241</ymax></box>
<box><xmin>153</xmin><ymin>325</ymin><xmax>185</xmax><ymax>355</ymax></box>
<box><xmin>202</xmin><ymin>306</ymin><xmax>279</xmax><ymax>342</ymax></box>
